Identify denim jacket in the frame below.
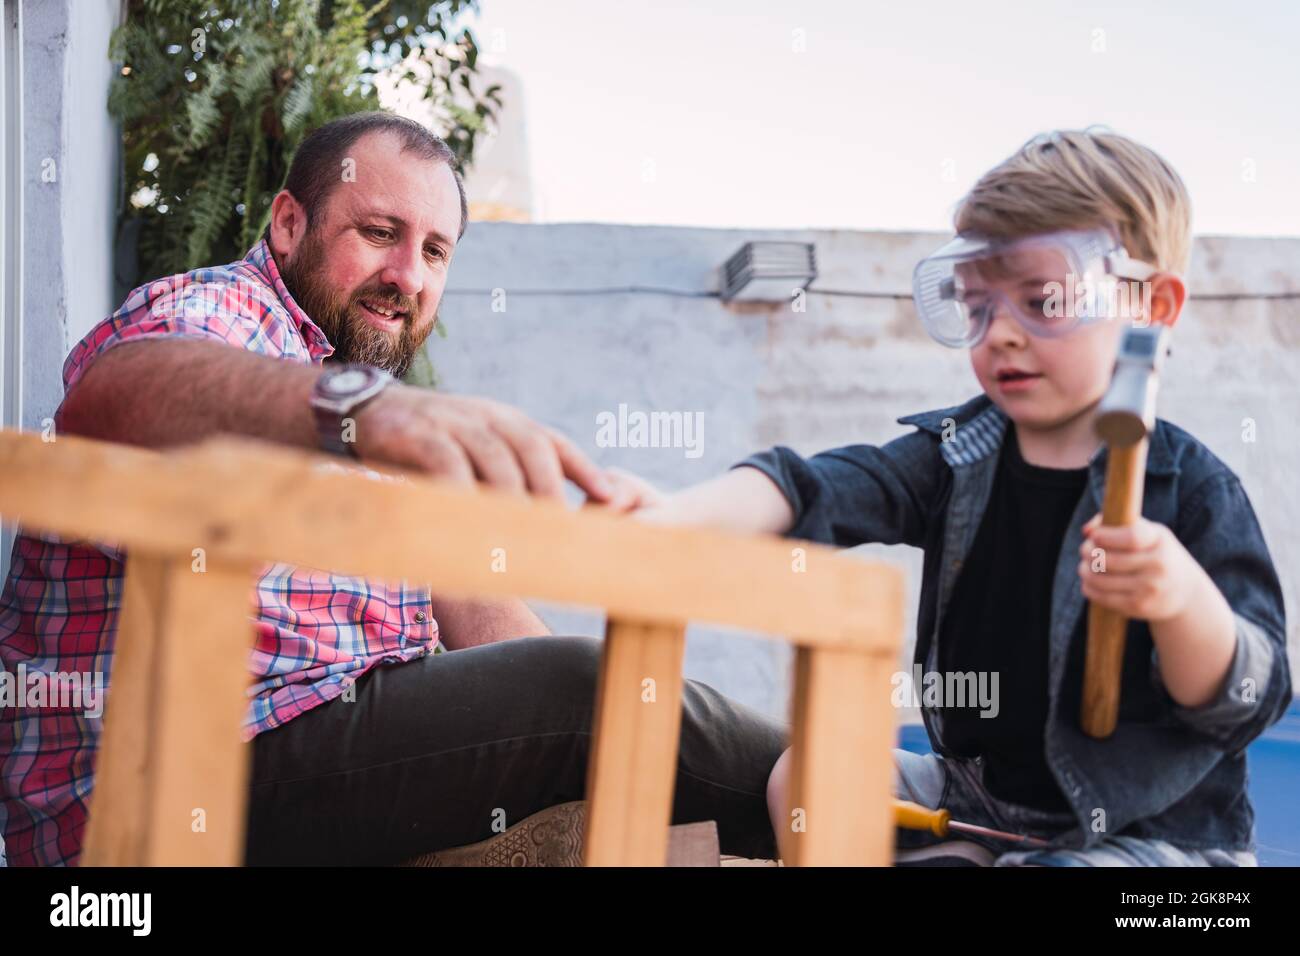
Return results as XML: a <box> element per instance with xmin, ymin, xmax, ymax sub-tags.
<box><xmin>738</xmin><ymin>392</ymin><xmax>1291</xmax><ymax>852</ymax></box>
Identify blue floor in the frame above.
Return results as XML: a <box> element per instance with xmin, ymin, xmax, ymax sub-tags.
<box><xmin>897</xmin><ymin>697</ymin><xmax>1300</xmax><ymax>867</ymax></box>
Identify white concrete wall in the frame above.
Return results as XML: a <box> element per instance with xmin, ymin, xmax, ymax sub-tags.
<box><xmin>0</xmin><ymin>0</ymin><xmax>119</xmax><ymax>868</ymax></box>
<box><xmin>22</xmin><ymin>0</ymin><xmax>120</xmax><ymax>431</ymax></box>
<box><xmin>431</xmin><ymin>222</ymin><xmax>1300</xmax><ymax>722</ymax></box>
<box><xmin>1</xmin><ymin>0</ymin><xmax>118</xmax><ymax>590</ymax></box>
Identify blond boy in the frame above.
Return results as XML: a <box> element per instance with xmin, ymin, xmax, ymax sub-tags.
<box><xmin>608</xmin><ymin>130</ymin><xmax>1289</xmax><ymax>866</ymax></box>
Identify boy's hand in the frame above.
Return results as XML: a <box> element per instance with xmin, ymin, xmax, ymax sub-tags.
<box><xmin>599</xmin><ymin>467</ymin><xmax>667</xmax><ymax>514</ymax></box>
<box><xmin>594</xmin><ymin>467</ymin><xmax>795</xmax><ymax>535</ymax></box>
<box><xmin>1077</xmin><ymin>513</ymin><xmax>1205</xmax><ymax>622</ymax></box>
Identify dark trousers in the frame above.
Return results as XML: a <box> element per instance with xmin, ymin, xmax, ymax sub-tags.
<box><xmin>244</xmin><ymin>636</ymin><xmax>788</xmax><ymax>865</ymax></box>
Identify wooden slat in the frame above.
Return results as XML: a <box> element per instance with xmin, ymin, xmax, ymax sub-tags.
<box><xmin>146</xmin><ymin>557</ymin><xmax>256</xmax><ymax>865</ymax></box>
<box><xmin>81</xmin><ymin>552</ymin><xmax>168</xmax><ymax>866</ymax></box>
<box><xmin>782</xmin><ymin>644</ymin><xmax>899</xmax><ymax>867</ymax></box>
<box><xmin>583</xmin><ymin>618</ymin><xmax>687</xmax><ymax>866</ymax></box>
<box><xmin>0</xmin><ymin>431</ymin><xmax>901</xmax><ymax>650</ymax></box>
<box><xmin>82</xmin><ymin>553</ymin><xmax>256</xmax><ymax>866</ymax></box>
<box><xmin>1</xmin><ymin>428</ymin><xmax>910</xmax><ymax>868</ymax></box>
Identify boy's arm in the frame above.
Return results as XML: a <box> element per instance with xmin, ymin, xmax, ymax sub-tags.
<box><xmin>1153</xmin><ymin>475</ymin><xmax>1290</xmax><ymax>754</ymax></box>
<box><xmin>625</xmin><ymin>429</ymin><xmax>943</xmax><ymax>549</ymax></box>
<box><xmin>634</xmin><ymin>467</ymin><xmax>795</xmax><ymax>535</ymax></box>
<box><xmin>1146</xmin><ymin>568</ymin><xmax>1237</xmax><ymax>709</ymax></box>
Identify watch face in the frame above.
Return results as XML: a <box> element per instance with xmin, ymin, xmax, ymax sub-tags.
<box><xmin>327</xmin><ymin>369</ymin><xmax>370</xmax><ymax>394</ymax></box>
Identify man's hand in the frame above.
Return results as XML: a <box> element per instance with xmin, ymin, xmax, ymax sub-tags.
<box><xmin>1077</xmin><ymin>513</ymin><xmax>1203</xmax><ymax>622</ymax></box>
<box><xmin>353</xmin><ymin>384</ymin><xmax>613</xmax><ymax>503</ymax></box>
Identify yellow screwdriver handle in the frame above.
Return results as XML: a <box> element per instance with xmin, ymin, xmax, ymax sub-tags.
<box><xmin>894</xmin><ymin>799</ymin><xmax>950</xmax><ymax>837</ymax></box>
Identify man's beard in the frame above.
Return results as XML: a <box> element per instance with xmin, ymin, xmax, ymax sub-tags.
<box><xmin>279</xmin><ymin>227</ymin><xmax>434</xmax><ymax>378</ymax></box>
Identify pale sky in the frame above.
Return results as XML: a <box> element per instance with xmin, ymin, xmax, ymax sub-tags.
<box><xmin>465</xmin><ymin>0</ymin><xmax>1300</xmax><ymax>237</ymax></box>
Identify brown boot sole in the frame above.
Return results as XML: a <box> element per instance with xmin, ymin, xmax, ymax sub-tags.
<box><xmin>402</xmin><ymin>801</ymin><xmax>586</xmax><ymax>867</ymax></box>
<box><xmin>400</xmin><ymin>801</ymin><xmax>720</xmax><ymax>867</ymax></box>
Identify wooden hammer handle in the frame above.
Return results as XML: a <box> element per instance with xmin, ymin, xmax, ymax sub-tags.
<box><xmin>1080</xmin><ymin>439</ymin><xmax>1150</xmax><ymax>739</ymax></box>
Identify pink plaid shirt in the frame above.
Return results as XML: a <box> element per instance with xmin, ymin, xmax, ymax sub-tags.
<box><xmin>0</xmin><ymin>239</ymin><xmax>438</xmax><ymax>866</ymax></box>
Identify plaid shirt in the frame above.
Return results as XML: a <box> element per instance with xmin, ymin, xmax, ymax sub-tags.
<box><xmin>0</xmin><ymin>239</ymin><xmax>438</xmax><ymax>866</ymax></box>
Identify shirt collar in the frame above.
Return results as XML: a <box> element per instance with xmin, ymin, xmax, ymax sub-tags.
<box><xmin>242</xmin><ymin>238</ymin><xmax>335</xmax><ymax>361</ymax></box>
<box><xmin>897</xmin><ymin>393</ymin><xmax>1179</xmax><ymax>476</ymax></box>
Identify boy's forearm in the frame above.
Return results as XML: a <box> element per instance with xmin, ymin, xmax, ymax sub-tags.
<box><xmin>57</xmin><ymin>338</ymin><xmax>322</xmax><ymax>449</ymax></box>
<box><xmin>638</xmin><ymin>466</ymin><xmax>794</xmax><ymax>535</ymax></box>
<box><xmin>1150</xmin><ymin>569</ymin><xmax>1238</xmax><ymax>709</ymax></box>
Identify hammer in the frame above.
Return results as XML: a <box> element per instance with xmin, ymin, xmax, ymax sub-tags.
<box><xmin>1080</xmin><ymin>323</ymin><xmax>1172</xmax><ymax>739</ymax></box>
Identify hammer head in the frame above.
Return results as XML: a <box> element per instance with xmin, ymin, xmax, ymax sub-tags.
<box><xmin>1095</xmin><ymin>324</ymin><xmax>1171</xmax><ymax>446</ymax></box>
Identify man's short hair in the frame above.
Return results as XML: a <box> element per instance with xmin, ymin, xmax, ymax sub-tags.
<box><xmin>955</xmin><ymin>128</ymin><xmax>1192</xmax><ymax>273</ymax></box>
<box><xmin>278</xmin><ymin>110</ymin><xmax>468</xmax><ymax>240</ymax></box>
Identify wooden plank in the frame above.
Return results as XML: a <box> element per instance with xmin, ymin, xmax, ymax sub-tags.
<box><xmin>0</xmin><ymin>431</ymin><xmax>901</xmax><ymax>650</ymax></box>
<box><xmin>146</xmin><ymin>558</ymin><xmax>256</xmax><ymax>865</ymax></box>
<box><xmin>81</xmin><ymin>553</ymin><xmax>256</xmax><ymax>866</ymax></box>
<box><xmin>81</xmin><ymin>552</ymin><xmax>168</xmax><ymax>866</ymax></box>
<box><xmin>782</xmin><ymin>645</ymin><xmax>899</xmax><ymax>867</ymax></box>
<box><xmin>583</xmin><ymin>618</ymin><xmax>686</xmax><ymax>866</ymax></box>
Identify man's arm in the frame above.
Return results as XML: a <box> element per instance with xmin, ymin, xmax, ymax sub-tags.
<box><xmin>59</xmin><ymin>337</ymin><xmax>613</xmax><ymax>645</ymax></box>
<box><xmin>58</xmin><ymin>337</ymin><xmax>614</xmax><ymax>501</ymax></box>
<box><xmin>59</xmin><ymin>337</ymin><xmax>321</xmax><ymax>449</ymax></box>
<box><xmin>430</xmin><ymin>594</ymin><xmax>551</xmax><ymax>649</ymax></box>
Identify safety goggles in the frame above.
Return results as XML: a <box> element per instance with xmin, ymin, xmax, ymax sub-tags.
<box><xmin>911</xmin><ymin>228</ymin><xmax>1157</xmax><ymax>348</ymax></box>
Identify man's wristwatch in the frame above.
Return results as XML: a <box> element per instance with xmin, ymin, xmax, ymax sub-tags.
<box><xmin>310</xmin><ymin>363</ymin><xmax>395</xmax><ymax>457</ymax></box>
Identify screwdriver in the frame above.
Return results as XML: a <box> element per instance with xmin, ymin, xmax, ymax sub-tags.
<box><xmin>894</xmin><ymin>799</ymin><xmax>1051</xmax><ymax>849</ymax></box>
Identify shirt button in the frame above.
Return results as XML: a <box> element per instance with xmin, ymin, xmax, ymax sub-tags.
<box><xmin>414</xmin><ymin>611</ymin><xmax>427</xmax><ymax>623</ymax></box>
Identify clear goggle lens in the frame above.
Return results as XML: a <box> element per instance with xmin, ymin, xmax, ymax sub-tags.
<box><xmin>912</xmin><ymin>230</ymin><xmax>1148</xmax><ymax>347</ymax></box>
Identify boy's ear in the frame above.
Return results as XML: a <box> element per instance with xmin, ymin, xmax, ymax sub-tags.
<box><xmin>1146</xmin><ymin>272</ymin><xmax>1187</xmax><ymax>328</ymax></box>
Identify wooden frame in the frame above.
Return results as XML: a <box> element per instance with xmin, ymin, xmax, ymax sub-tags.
<box><xmin>0</xmin><ymin>430</ymin><xmax>904</xmax><ymax>866</ymax></box>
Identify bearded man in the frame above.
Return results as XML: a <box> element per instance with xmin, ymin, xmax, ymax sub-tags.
<box><xmin>0</xmin><ymin>111</ymin><xmax>785</xmax><ymax>867</ymax></box>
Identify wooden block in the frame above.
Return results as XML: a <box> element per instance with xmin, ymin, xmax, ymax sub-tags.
<box><xmin>583</xmin><ymin>618</ymin><xmax>686</xmax><ymax>866</ymax></box>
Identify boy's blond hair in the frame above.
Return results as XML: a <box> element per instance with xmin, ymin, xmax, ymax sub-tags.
<box><xmin>955</xmin><ymin>129</ymin><xmax>1192</xmax><ymax>273</ymax></box>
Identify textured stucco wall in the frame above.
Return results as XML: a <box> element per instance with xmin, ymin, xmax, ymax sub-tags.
<box><xmin>0</xmin><ymin>0</ymin><xmax>120</xmax><ymax>868</ymax></box>
<box><xmin>1</xmin><ymin>0</ymin><xmax>118</xmax><ymax>589</ymax></box>
<box><xmin>430</xmin><ymin>222</ymin><xmax>1300</xmax><ymax>723</ymax></box>
<box><xmin>22</xmin><ymin>0</ymin><xmax>120</xmax><ymax>432</ymax></box>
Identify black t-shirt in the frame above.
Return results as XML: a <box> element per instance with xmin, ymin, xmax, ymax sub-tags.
<box><xmin>936</xmin><ymin>423</ymin><xmax>1088</xmax><ymax>812</ymax></box>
